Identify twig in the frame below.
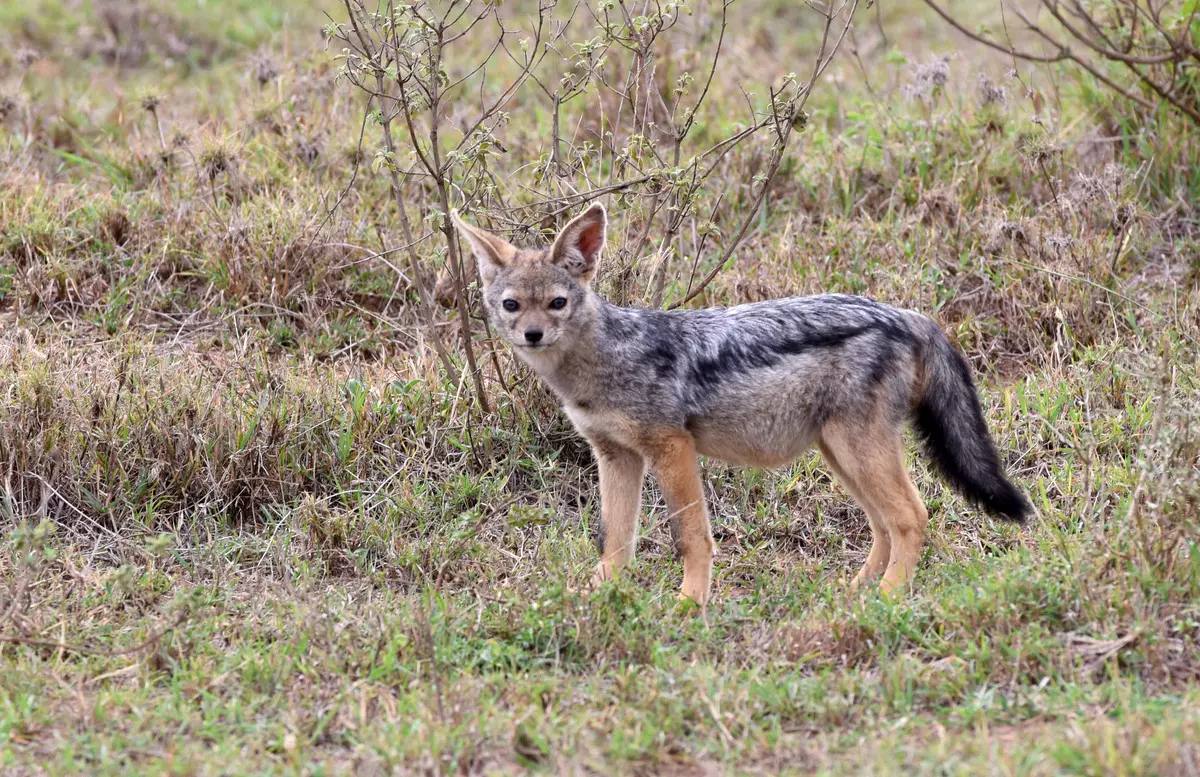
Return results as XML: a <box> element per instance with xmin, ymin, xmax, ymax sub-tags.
<box><xmin>0</xmin><ymin>609</ymin><xmax>192</xmax><ymax>658</ymax></box>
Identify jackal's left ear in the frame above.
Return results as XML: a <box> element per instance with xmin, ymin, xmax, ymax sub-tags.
<box><xmin>549</xmin><ymin>203</ymin><xmax>606</xmax><ymax>284</ymax></box>
<box><xmin>450</xmin><ymin>209</ymin><xmax>517</xmax><ymax>287</ymax></box>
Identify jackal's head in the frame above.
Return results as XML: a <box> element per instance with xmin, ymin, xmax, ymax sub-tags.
<box><xmin>450</xmin><ymin>204</ymin><xmax>606</xmax><ymax>354</ymax></box>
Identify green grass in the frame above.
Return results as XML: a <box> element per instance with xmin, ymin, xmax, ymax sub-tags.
<box><xmin>1</xmin><ymin>0</ymin><xmax>1199</xmax><ymax>773</ymax></box>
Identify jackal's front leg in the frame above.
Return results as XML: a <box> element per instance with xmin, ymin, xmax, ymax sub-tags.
<box><xmin>589</xmin><ymin>441</ymin><xmax>646</xmax><ymax>589</ymax></box>
<box><xmin>648</xmin><ymin>432</ymin><xmax>714</xmax><ymax>605</ymax></box>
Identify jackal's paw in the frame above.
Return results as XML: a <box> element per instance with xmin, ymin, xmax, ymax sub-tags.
<box><xmin>849</xmin><ymin>561</ymin><xmax>888</xmax><ymax>592</ymax></box>
<box><xmin>588</xmin><ymin>561</ymin><xmax>616</xmax><ymax>592</ymax></box>
<box><xmin>677</xmin><ymin>583</ymin><xmax>710</xmax><ymax>607</ymax></box>
<box><xmin>877</xmin><ymin>579</ymin><xmax>907</xmax><ymax>600</ymax></box>
<box><xmin>877</xmin><ymin>568</ymin><xmax>915</xmax><ymax>600</ymax></box>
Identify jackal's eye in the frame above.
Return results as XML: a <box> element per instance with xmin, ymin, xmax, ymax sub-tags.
<box><xmin>548</xmin><ymin>297</ymin><xmax>568</xmax><ymax>310</ymax></box>
<box><xmin>502</xmin><ymin>299</ymin><xmax>520</xmax><ymax>312</ymax></box>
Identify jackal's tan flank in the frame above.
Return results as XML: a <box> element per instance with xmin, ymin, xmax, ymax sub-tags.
<box><xmin>452</xmin><ymin>204</ymin><xmax>1029</xmax><ymax>605</ymax></box>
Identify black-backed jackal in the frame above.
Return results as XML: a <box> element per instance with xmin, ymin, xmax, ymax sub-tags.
<box><xmin>452</xmin><ymin>204</ymin><xmax>1029</xmax><ymax>605</ymax></box>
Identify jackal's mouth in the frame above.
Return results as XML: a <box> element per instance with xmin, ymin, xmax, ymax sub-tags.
<box><xmin>513</xmin><ymin>338</ymin><xmax>560</xmax><ymax>353</ymax></box>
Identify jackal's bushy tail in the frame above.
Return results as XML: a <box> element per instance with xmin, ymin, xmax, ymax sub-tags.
<box><xmin>913</xmin><ymin>329</ymin><xmax>1030</xmax><ymax>521</ymax></box>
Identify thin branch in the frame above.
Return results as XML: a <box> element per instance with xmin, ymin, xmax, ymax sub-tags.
<box><xmin>0</xmin><ymin>609</ymin><xmax>192</xmax><ymax>659</ymax></box>
<box><xmin>669</xmin><ymin>0</ymin><xmax>861</xmax><ymax>308</ymax></box>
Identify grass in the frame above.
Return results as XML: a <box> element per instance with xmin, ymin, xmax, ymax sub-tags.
<box><xmin>1</xmin><ymin>0</ymin><xmax>1199</xmax><ymax>774</ymax></box>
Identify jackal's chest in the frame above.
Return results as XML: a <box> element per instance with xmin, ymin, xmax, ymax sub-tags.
<box><xmin>562</xmin><ymin>404</ymin><xmax>643</xmax><ymax>451</ymax></box>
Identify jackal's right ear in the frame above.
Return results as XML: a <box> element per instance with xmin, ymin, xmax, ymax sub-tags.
<box><xmin>450</xmin><ymin>210</ymin><xmax>516</xmax><ymax>287</ymax></box>
<box><xmin>549</xmin><ymin>202</ymin><xmax>606</xmax><ymax>285</ymax></box>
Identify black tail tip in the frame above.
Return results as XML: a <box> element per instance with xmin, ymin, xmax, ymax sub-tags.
<box><xmin>981</xmin><ymin>479</ymin><xmax>1032</xmax><ymax>522</ymax></box>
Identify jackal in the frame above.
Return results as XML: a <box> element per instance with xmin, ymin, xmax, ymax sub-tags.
<box><xmin>452</xmin><ymin>204</ymin><xmax>1029</xmax><ymax>605</ymax></box>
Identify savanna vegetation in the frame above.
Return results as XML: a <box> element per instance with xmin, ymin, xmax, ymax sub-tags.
<box><xmin>1</xmin><ymin>0</ymin><xmax>1198</xmax><ymax>773</ymax></box>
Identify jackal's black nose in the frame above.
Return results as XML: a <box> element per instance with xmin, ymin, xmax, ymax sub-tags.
<box><xmin>524</xmin><ymin>328</ymin><xmax>544</xmax><ymax>344</ymax></box>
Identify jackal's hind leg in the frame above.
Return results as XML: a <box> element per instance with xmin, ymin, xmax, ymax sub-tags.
<box><xmin>821</xmin><ymin>422</ymin><xmax>929</xmax><ymax>596</ymax></box>
<box><xmin>877</xmin><ymin>461</ymin><xmax>929</xmax><ymax>595</ymax></box>
<box><xmin>818</xmin><ymin>440</ymin><xmax>890</xmax><ymax>590</ymax></box>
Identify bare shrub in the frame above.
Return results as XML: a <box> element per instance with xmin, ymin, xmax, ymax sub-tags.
<box><xmin>327</xmin><ymin>0</ymin><xmax>861</xmax><ymax>412</ymax></box>
<box><xmin>922</xmin><ymin>0</ymin><xmax>1200</xmax><ymax>125</ymax></box>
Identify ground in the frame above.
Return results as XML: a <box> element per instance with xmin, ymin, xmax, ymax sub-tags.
<box><xmin>1</xmin><ymin>0</ymin><xmax>1199</xmax><ymax>774</ymax></box>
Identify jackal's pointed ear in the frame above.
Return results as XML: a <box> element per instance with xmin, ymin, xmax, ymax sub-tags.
<box><xmin>450</xmin><ymin>209</ymin><xmax>517</xmax><ymax>287</ymax></box>
<box><xmin>548</xmin><ymin>203</ymin><xmax>606</xmax><ymax>285</ymax></box>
